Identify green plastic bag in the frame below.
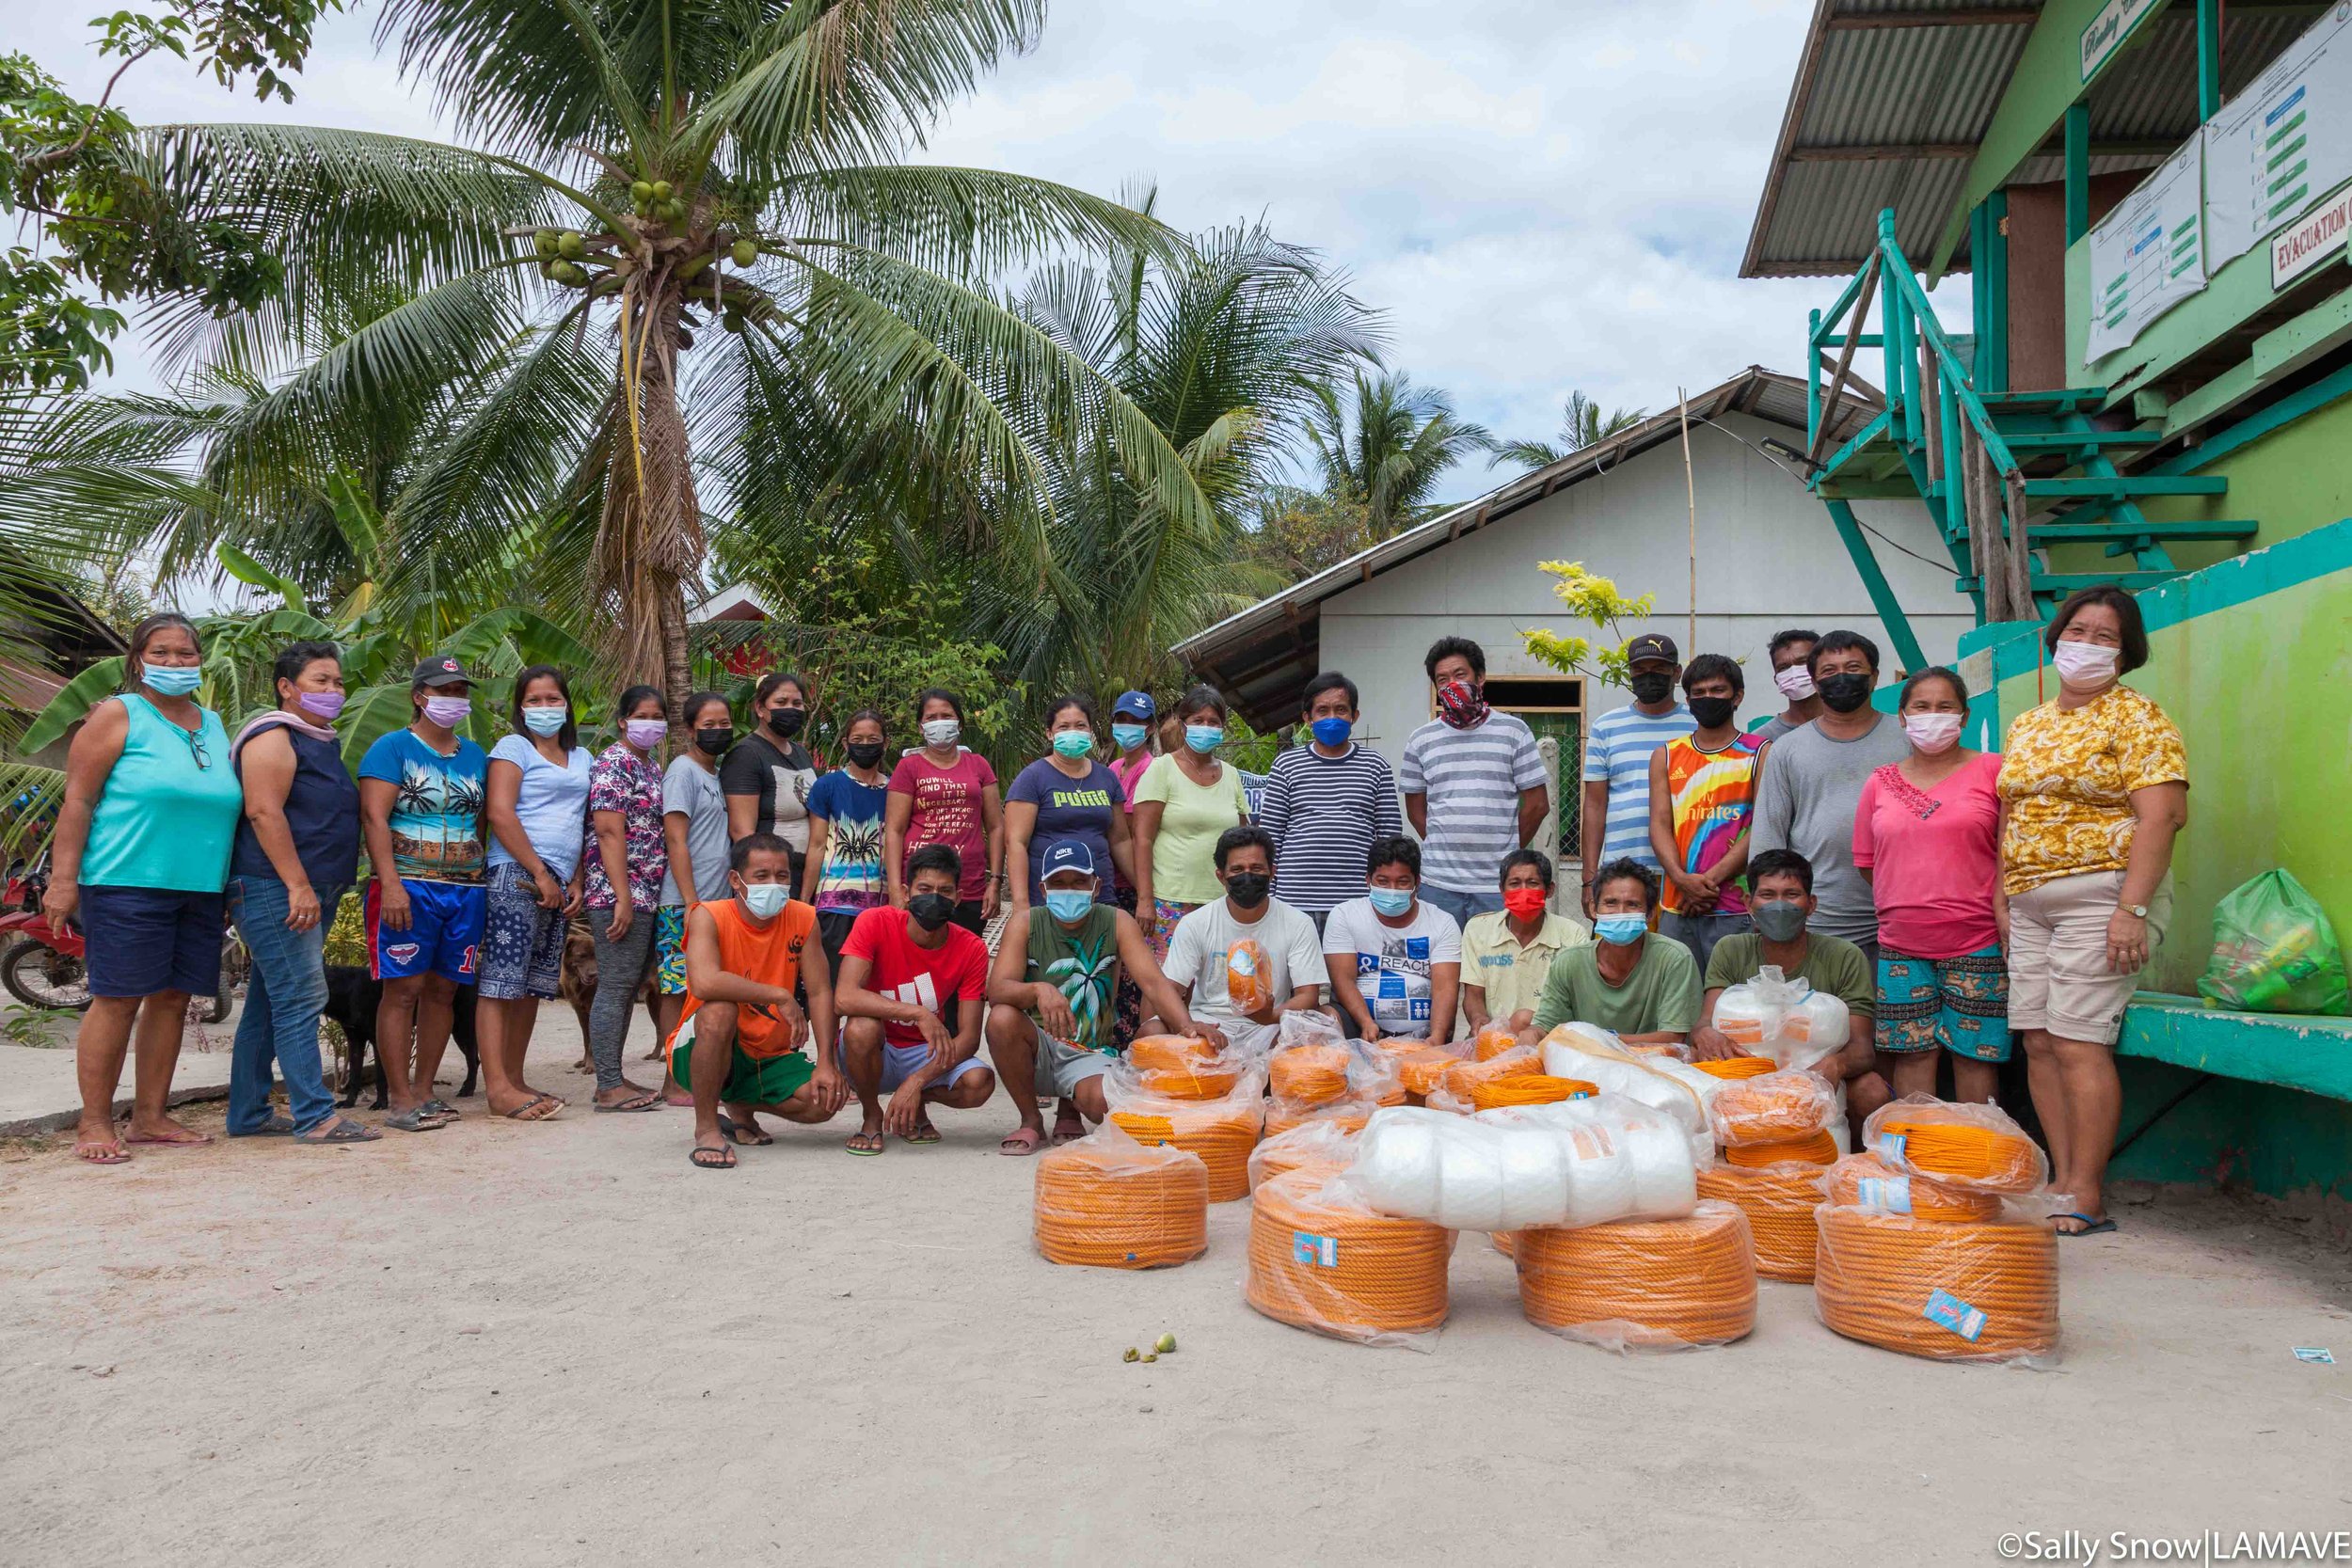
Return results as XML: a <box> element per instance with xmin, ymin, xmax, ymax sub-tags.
<box><xmin>2197</xmin><ymin>869</ymin><xmax>2349</xmax><ymax>1016</ymax></box>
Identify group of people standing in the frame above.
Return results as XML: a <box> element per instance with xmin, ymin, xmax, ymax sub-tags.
<box><xmin>50</xmin><ymin>592</ymin><xmax>2186</xmax><ymax>1235</ymax></box>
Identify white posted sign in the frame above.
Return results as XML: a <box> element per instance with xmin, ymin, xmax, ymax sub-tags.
<box><xmin>2206</xmin><ymin>0</ymin><xmax>2352</xmax><ymax>268</ymax></box>
<box><xmin>2085</xmin><ymin>135</ymin><xmax>2207</xmax><ymax>363</ymax></box>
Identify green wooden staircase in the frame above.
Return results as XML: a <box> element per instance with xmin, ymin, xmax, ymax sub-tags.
<box><xmin>1801</xmin><ymin>211</ymin><xmax>2255</xmax><ymax>668</ymax></box>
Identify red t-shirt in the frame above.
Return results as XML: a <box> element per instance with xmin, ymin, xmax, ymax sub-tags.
<box><xmin>841</xmin><ymin>905</ymin><xmax>990</xmax><ymax>1049</ymax></box>
<box><xmin>887</xmin><ymin>749</ymin><xmax>998</xmax><ymax>901</ymax></box>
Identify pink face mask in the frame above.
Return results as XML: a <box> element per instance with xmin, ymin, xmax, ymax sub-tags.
<box><xmin>422</xmin><ymin>694</ymin><xmax>470</xmax><ymax>728</ymax></box>
<box><xmin>1902</xmin><ymin>712</ymin><xmax>1963</xmax><ymax>754</ymax></box>
<box><xmin>1772</xmin><ymin>665</ymin><xmax>1816</xmax><ymax>701</ymax></box>
<box><xmin>626</xmin><ymin>719</ymin><xmax>668</xmax><ymax>750</ymax></box>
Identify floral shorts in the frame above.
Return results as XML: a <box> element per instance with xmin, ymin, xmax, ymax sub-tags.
<box><xmin>1876</xmin><ymin>943</ymin><xmax>2012</xmax><ymax>1063</ymax></box>
<box><xmin>654</xmin><ymin>905</ymin><xmax>691</xmax><ymax>996</ymax></box>
<box><xmin>479</xmin><ymin>862</ymin><xmax>565</xmax><ymax>1001</ymax></box>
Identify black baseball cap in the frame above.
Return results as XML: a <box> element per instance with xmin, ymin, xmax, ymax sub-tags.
<box><xmin>411</xmin><ymin>655</ymin><xmax>473</xmax><ymax>689</ymax></box>
<box><xmin>1625</xmin><ymin>633</ymin><xmax>1679</xmax><ymax>666</ymax></box>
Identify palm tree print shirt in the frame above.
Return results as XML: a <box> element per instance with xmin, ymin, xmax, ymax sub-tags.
<box><xmin>1025</xmin><ymin>903</ymin><xmax>1120</xmax><ymax>1054</ymax></box>
<box><xmin>358</xmin><ymin>729</ymin><xmax>488</xmax><ymax>884</ymax></box>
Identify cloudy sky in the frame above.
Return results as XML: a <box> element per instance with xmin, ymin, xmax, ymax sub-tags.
<box><xmin>24</xmin><ymin>0</ymin><xmax>1848</xmax><ymax>501</ymax></box>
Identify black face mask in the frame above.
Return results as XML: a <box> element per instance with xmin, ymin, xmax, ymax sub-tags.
<box><xmin>1224</xmin><ymin>872</ymin><xmax>1271</xmax><ymax>910</ymax></box>
<box><xmin>845</xmin><ymin>740</ymin><xmax>886</xmax><ymax>769</ymax></box>
<box><xmin>1688</xmin><ymin>696</ymin><xmax>1738</xmax><ymax>730</ymax></box>
<box><xmin>767</xmin><ymin>706</ymin><xmax>806</xmax><ymax>739</ymax></box>
<box><xmin>907</xmin><ymin>893</ymin><xmax>956</xmax><ymax>932</ymax></box>
<box><xmin>1817</xmin><ymin>673</ymin><xmax>1874</xmax><ymax>714</ymax></box>
<box><xmin>693</xmin><ymin>726</ymin><xmax>731</xmax><ymax>756</ymax></box>
<box><xmin>1628</xmin><ymin>671</ymin><xmax>1675</xmax><ymax>705</ymax></box>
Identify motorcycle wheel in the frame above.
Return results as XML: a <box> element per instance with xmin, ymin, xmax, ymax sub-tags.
<box><xmin>1</xmin><ymin>937</ymin><xmax>91</xmax><ymax>1010</ymax></box>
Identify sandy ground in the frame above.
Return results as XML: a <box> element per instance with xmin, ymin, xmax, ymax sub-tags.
<box><xmin>4</xmin><ymin>1006</ymin><xmax>2351</xmax><ymax>1568</ymax></box>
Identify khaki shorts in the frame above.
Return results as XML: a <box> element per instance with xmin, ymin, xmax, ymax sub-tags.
<box><xmin>2007</xmin><ymin>869</ymin><xmax>2171</xmax><ymax>1045</ymax></box>
<box><xmin>1036</xmin><ymin>1029</ymin><xmax>1115</xmax><ymax>1098</ymax></box>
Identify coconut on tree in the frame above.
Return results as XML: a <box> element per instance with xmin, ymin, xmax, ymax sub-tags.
<box><xmin>95</xmin><ymin>0</ymin><xmax>1219</xmax><ymax>720</ymax></box>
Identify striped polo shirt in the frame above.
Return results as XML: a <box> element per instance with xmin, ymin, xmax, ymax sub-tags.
<box><xmin>1580</xmin><ymin>702</ymin><xmax>1696</xmax><ymax>871</ymax></box>
<box><xmin>1255</xmin><ymin>742</ymin><xmax>1405</xmax><ymax>914</ymax></box>
<box><xmin>1399</xmin><ymin>711</ymin><xmax>1548</xmax><ymax>894</ymax></box>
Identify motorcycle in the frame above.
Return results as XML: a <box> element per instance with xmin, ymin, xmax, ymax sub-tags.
<box><xmin>0</xmin><ymin>856</ymin><xmax>243</xmax><ymax>1022</ymax></box>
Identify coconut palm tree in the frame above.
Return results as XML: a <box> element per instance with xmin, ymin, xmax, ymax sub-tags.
<box><xmin>1301</xmin><ymin>370</ymin><xmax>1491</xmax><ymax>541</ymax></box>
<box><xmin>103</xmin><ymin>0</ymin><xmax>1217</xmax><ymax>721</ymax></box>
<box><xmin>1489</xmin><ymin>389</ymin><xmax>1647</xmax><ymax>471</ymax></box>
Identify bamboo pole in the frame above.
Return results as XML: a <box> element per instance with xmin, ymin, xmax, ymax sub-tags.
<box><xmin>1678</xmin><ymin>387</ymin><xmax>1697</xmax><ymax>654</ymax></box>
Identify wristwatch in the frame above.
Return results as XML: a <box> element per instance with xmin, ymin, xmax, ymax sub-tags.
<box><xmin>2120</xmin><ymin>901</ymin><xmax>2150</xmax><ymax>918</ymax></box>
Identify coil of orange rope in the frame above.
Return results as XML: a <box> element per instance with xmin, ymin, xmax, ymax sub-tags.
<box><xmin>1864</xmin><ymin>1097</ymin><xmax>2049</xmax><ymax>1194</ymax></box>
<box><xmin>1388</xmin><ymin>1043</ymin><xmax>1465</xmax><ymax>1100</ymax></box>
<box><xmin>1436</xmin><ymin>1045</ymin><xmax>1541</xmax><ymax>1101</ymax></box>
<box><xmin>1136</xmin><ymin>1060</ymin><xmax>1243</xmax><ymax>1101</ymax></box>
<box><xmin>1127</xmin><ymin>1034</ymin><xmax>1215</xmax><ymax>1073</ymax></box>
<box><xmin>1248</xmin><ymin>1120</ymin><xmax>1359</xmax><ymax>1192</ymax></box>
<box><xmin>1263</xmin><ymin>1099</ymin><xmax>1374</xmax><ymax>1140</ymax></box>
<box><xmin>1472</xmin><ymin>1024</ymin><xmax>1521</xmax><ymax>1061</ymax></box>
<box><xmin>1695</xmin><ymin>1164</ymin><xmax>1821</xmax><ymax>1282</ymax></box>
<box><xmin>1033</xmin><ymin>1128</ymin><xmax>1210</xmax><ymax>1269</ymax></box>
<box><xmin>1109</xmin><ymin>1090</ymin><xmax>1264</xmax><ymax>1203</ymax></box>
<box><xmin>1268</xmin><ymin>1043</ymin><xmax>1352</xmax><ymax>1107</ymax></box>
<box><xmin>1515</xmin><ymin>1200</ymin><xmax>1757</xmax><ymax>1351</ymax></box>
<box><xmin>1813</xmin><ymin>1202</ymin><xmax>2058</xmax><ymax>1364</ymax></box>
<box><xmin>1722</xmin><ymin>1131</ymin><xmax>1839</xmax><ymax>1168</ymax></box>
<box><xmin>1692</xmin><ymin>1054</ymin><xmax>1778</xmax><ymax>1082</ymax></box>
<box><xmin>1825</xmin><ymin>1151</ymin><xmax>1999</xmax><ymax>1224</ymax></box>
<box><xmin>1469</xmin><ymin>1074</ymin><xmax>1597</xmax><ymax>1112</ymax></box>
<box><xmin>1245</xmin><ymin>1170</ymin><xmax>1454</xmax><ymax>1347</ymax></box>
<box><xmin>1708</xmin><ymin>1069</ymin><xmax>1836</xmax><ymax>1146</ymax></box>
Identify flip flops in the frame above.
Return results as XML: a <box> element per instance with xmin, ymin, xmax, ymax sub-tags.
<box><xmin>123</xmin><ymin>1131</ymin><xmax>213</xmax><ymax>1148</ymax></box>
<box><xmin>295</xmin><ymin>1117</ymin><xmax>381</xmax><ymax>1145</ymax></box>
<box><xmin>844</xmin><ymin>1131</ymin><xmax>884</xmax><ymax>1156</ymax></box>
<box><xmin>690</xmin><ymin>1141</ymin><xmax>737</xmax><ymax>1170</ymax></box>
<box><xmin>230</xmin><ymin>1117</ymin><xmax>296</xmax><ymax>1137</ymax></box>
<box><xmin>596</xmin><ymin>1091</ymin><xmax>662</xmax><ymax>1113</ymax></box>
<box><xmin>903</xmin><ymin>1121</ymin><xmax>942</xmax><ymax>1146</ymax></box>
<box><xmin>73</xmin><ymin>1137</ymin><xmax>130</xmax><ymax>1165</ymax></box>
<box><xmin>2057</xmin><ymin>1212</ymin><xmax>2118</xmax><ymax>1237</ymax></box>
<box><xmin>717</xmin><ymin>1113</ymin><xmax>772</xmax><ymax>1146</ymax></box>
<box><xmin>381</xmin><ymin>1107</ymin><xmax>441</xmax><ymax>1132</ymax></box>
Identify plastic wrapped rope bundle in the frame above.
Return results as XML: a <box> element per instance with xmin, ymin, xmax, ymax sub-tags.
<box><xmin>1108</xmin><ymin>1081</ymin><xmax>1264</xmax><ymax>1203</ymax></box>
<box><xmin>1390</xmin><ymin>1043</ymin><xmax>1467</xmax><ymax>1100</ymax></box>
<box><xmin>1436</xmin><ymin>1044</ymin><xmax>1542</xmax><ymax>1102</ymax></box>
<box><xmin>1248</xmin><ymin>1120</ymin><xmax>1359</xmax><ymax>1193</ymax></box>
<box><xmin>1515</xmin><ymin>1199</ymin><xmax>1756</xmax><ymax>1351</ymax></box>
<box><xmin>1263</xmin><ymin>1099</ymin><xmax>1374</xmax><ymax>1140</ymax></box>
<box><xmin>1539</xmin><ymin>1028</ymin><xmax>1720</xmax><ymax>1152</ymax></box>
<box><xmin>1245</xmin><ymin>1169</ymin><xmax>1454</xmax><ymax>1349</ymax></box>
<box><xmin>1033</xmin><ymin>1123</ymin><xmax>1210</xmax><ymax>1269</ymax></box>
<box><xmin>1708</xmin><ymin>1069</ymin><xmax>1836</xmax><ymax>1147</ymax></box>
<box><xmin>1692</xmin><ymin>1055</ymin><xmax>1778</xmax><ymax>1082</ymax></box>
<box><xmin>1712</xmin><ymin>965</ymin><xmax>1851</xmax><ymax>1069</ymax></box>
<box><xmin>1695</xmin><ymin>1163</ymin><xmax>1820</xmax><ymax>1282</ymax></box>
<box><xmin>1128</xmin><ymin>1034</ymin><xmax>1216</xmax><ymax>1073</ymax></box>
<box><xmin>1136</xmin><ymin>1059</ymin><xmax>1243</xmax><ymax>1101</ymax></box>
<box><xmin>1865</xmin><ymin>1096</ymin><xmax>2050</xmax><ymax>1195</ymax></box>
<box><xmin>1469</xmin><ymin>1074</ymin><xmax>1597</xmax><ymax>1111</ymax></box>
<box><xmin>1722</xmin><ymin>1131</ymin><xmax>1839</xmax><ymax>1169</ymax></box>
<box><xmin>1824</xmin><ymin>1151</ymin><xmax>2000</xmax><ymax>1224</ymax></box>
<box><xmin>1343</xmin><ymin>1099</ymin><xmax>1698</xmax><ymax>1232</ymax></box>
<box><xmin>1472</xmin><ymin>1024</ymin><xmax>1523</xmax><ymax>1061</ymax></box>
<box><xmin>1268</xmin><ymin>1042</ymin><xmax>1353</xmax><ymax>1107</ymax></box>
<box><xmin>1814</xmin><ymin>1203</ymin><xmax>2059</xmax><ymax>1365</ymax></box>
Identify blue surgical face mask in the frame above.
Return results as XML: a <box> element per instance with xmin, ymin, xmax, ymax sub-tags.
<box><xmin>1111</xmin><ymin>722</ymin><xmax>1148</xmax><ymax>751</ymax></box>
<box><xmin>1367</xmin><ymin>886</ymin><xmax>1414</xmax><ymax>918</ymax></box>
<box><xmin>1184</xmin><ymin>724</ymin><xmax>1225</xmax><ymax>754</ymax></box>
<box><xmin>1050</xmin><ymin>730</ymin><xmax>1093</xmax><ymax>759</ymax></box>
<box><xmin>143</xmin><ymin>665</ymin><xmax>202</xmax><ymax>697</ymax></box>
<box><xmin>1594</xmin><ymin>913</ymin><xmax>1647</xmax><ymax>946</ymax></box>
<box><xmin>739</xmin><ymin>882</ymin><xmax>790</xmax><ymax>920</ymax></box>
<box><xmin>522</xmin><ymin>705</ymin><xmax>567</xmax><ymax>736</ymax></box>
<box><xmin>1310</xmin><ymin>716</ymin><xmax>1352</xmax><ymax>747</ymax></box>
<box><xmin>1044</xmin><ymin>888</ymin><xmax>1095</xmax><ymax>922</ymax></box>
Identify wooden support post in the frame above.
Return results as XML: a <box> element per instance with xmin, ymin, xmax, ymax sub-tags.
<box><xmin>2003</xmin><ymin>467</ymin><xmax>2036</xmax><ymax>615</ymax></box>
<box><xmin>1808</xmin><ymin>255</ymin><xmax>1880</xmax><ymax>467</ymax></box>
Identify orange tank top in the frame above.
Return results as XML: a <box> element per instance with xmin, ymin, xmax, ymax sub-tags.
<box><xmin>674</xmin><ymin>896</ymin><xmax>817</xmax><ymax>1059</ymax></box>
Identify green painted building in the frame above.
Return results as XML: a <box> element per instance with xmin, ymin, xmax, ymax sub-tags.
<box><xmin>1746</xmin><ymin>0</ymin><xmax>2352</xmax><ymax>1211</ymax></box>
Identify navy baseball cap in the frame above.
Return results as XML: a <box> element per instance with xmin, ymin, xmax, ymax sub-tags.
<box><xmin>1039</xmin><ymin>841</ymin><xmax>1097</xmax><ymax>882</ymax></box>
<box><xmin>1112</xmin><ymin>689</ymin><xmax>1156</xmax><ymax>721</ymax></box>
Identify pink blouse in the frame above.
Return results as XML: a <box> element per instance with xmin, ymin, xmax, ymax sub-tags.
<box><xmin>1851</xmin><ymin>752</ymin><xmax>2004</xmax><ymax>959</ymax></box>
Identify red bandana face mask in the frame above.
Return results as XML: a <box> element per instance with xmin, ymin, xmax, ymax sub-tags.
<box><xmin>1436</xmin><ymin>678</ymin><xmax>1488</xmax><ymax>730</ymax></box>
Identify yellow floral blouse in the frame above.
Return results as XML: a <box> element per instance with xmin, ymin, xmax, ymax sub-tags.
<box><xmin>1996</xmin><ymin>684</ymin><xmax>2187</xmax><ymax>896</ymax></box>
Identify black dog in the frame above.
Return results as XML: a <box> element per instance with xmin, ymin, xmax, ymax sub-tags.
<box><xmin>323</xmin><ymin>965</ymin><xmax>481</xmax><ymax>1109</ymax></box>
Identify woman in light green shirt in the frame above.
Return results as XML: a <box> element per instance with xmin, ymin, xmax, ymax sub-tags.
<box><xmin>1131</xmin><ymin>686</ymin><xmax>1248</xmax><ymax>960</ymax></box>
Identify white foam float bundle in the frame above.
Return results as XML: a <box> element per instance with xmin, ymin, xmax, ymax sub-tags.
<box><xmin>1539</xmin><ymin>1023</ymin><xmax>1721</xmax><ymax>1153</ymax></box>
<box><xmin>1335</xmin><ymin>1096</ymin><xmax>1698</xmax><ymax>1233</ymax></box>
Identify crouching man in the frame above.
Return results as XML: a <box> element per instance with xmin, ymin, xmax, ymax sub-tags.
<box><xmin>669</xmin><ymin>832</ymin><xmax>846</xmax><ymax>1170</ymax></box>
<box><xmin>986</xmin><ymin>842</ymin><xmax>1224</xmax><ymax>1156</ymax></box>
<box><xmin>832</xmin><ymin>845</ymin><xmax>996</xmax><ymax>1154</ymax></box>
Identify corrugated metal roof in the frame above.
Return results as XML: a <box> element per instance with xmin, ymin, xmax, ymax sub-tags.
<box><xmin>1743</xmin><ymin>2</ymin><xmax>2319</xmax><ymax>279</ymax></box>
<box><xmin>1173</xmin><ymin>368</ymin><xmax>1876</xmax><ymax>729</ymax></box>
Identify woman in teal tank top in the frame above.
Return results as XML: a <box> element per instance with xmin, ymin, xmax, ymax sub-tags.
<box><xmin>47</xmin><ymin>614</ymin><xmax>246</xmax><ymax>1164</ymax></box>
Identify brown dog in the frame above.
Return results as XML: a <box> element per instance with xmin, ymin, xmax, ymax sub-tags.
<box><xmin>557</xmin><ymin>917</ymin><xmax>662</xmax><ymax>1072</ymax></box>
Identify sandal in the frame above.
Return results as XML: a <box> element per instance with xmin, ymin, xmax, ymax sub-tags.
<box><xmin>420</xmin><ymin>1099</ymin><xmax>461</xmax><ymax>1124</ymax></box>
<box><xmin>124</xmin><ymin>1130</ymin><xmax>214</xmax><ymax>1148</ymax></box>
<box><xmin>73</xmin><ymin>1135</ymin><xmax>130</xmax><ymax>1165</ymax></box>
<box><xmin>2056</xmin><ymin>1211</ymin><xmax>2117</xmax><ymax>1237</ymax></box>
<box><xmin>500</xmin><ymin>1095</ymin><xmax>562</xmax><ymax>1122</ymax></box>
<box><xmin>295</xmin><ymin>1117</ymin><xmax>382</xmax><ymax>1145</ymax></box>
<box><xmin>844</xmin><ymin>1130</ymin><xmax>885</xmax><ymax>1156</ymax></box>
<box><xmin>904</xmin><ymin>1120</ymin><xmax>942</xmax><ymax>1146</ymax></box>
<box><xmin>717</xmin><ymin>1113</ymin><xmax>772</xmax><ymax>1147</ymax></box>
<box><xmin>382</xmin><ymin>1107</ymin><xmax>442</xmax><ymax>1133</ymax></box>
<box><xmin>690</xmin><ymin>1140</ymin><xmax>737</xmax><ymax>1170</ymax></box>
<box><xmin>596</xmin><ymin>1091</ymin><xmax>662</xmax><ymax>1114</ymax></box>
<box><xmin>230</xmin><ymin>1116</ymin><xmax>296</xmax><ymax>1138</ymax></box>
<box><xmin>998</xmin><ymin>1126</ymin><xmax>1046</xmax><ymax>1157</ymax></box>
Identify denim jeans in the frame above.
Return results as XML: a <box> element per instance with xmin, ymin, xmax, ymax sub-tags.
<box><xmin>225</xmin><ymin>874</ymin><xmax>342</xmax><ymax>1134</ymax></box>
<box><xmin>588</xmin><ymin>904</ymin><xmax>658</xmax><ymax>1092</ymax></box>
<box><xmin>1422</xmin><ymin>885</ymin><xmax>1504</xmax><ymax>928</ymax></box>
<box><xmin>1659</xmin><ymin>910</ymin><xmax>1753</xmax><ymax>977</ymax></box>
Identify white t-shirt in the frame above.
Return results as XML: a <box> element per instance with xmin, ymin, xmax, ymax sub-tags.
<box><xmin>1163</xmin><ymin>896</ymin><xmax>1326</xmax><ymax>1020</ymax></box>
<box><xmin>1320</xmin><ymin>897</ymin><xmax>1463</xmax><ymax>1031</ymax></box>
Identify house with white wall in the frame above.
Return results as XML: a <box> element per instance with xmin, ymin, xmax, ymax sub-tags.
<box><xmin>1173</xmin><ymin>366</ymin><xmax>1975</xmax><ymax>873</ymax></box>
